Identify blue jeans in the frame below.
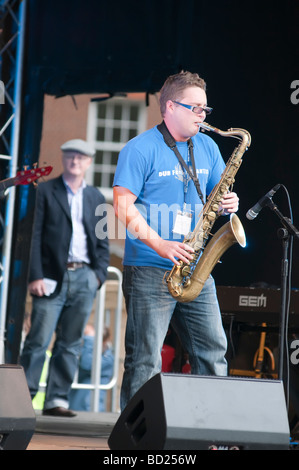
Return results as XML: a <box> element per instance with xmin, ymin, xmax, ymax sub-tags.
<box><xmin>121</xmin><ymin>266</ymin><xmax>227</xmax><ymax>410</ymax></box>
<box><xmin>21</xmin><ymin>265</ymin><xmax>98</xmax><ymax>410</ymax></box>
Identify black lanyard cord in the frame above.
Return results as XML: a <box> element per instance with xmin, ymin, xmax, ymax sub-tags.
<box><xmin>157</xmin><ymin>121</ymin><xmax>205</xmax><ymax>205</ymax></box>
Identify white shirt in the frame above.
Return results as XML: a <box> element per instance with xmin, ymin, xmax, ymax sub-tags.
<box><xmin>63</xmin><ymin>177</ymin><xmax>90</xmax><ymax>264</ymax></box>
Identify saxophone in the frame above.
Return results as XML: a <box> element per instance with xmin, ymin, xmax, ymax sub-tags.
<box><xmin>165</xmin><ymin>122</ymin><xmax>251</xmax><ymax>303</ymax></box>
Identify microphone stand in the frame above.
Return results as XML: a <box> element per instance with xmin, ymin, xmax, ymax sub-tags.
<box><xmin>265</xmin><ymin>199</ymin><xmax>299</xmax><ymax>381</ymax></box>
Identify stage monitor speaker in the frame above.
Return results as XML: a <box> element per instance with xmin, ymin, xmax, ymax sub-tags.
<box><xmin>0</xmin><ymin>365</ymin><xmax>36</xmax><ymax>450</ymax></box>
<box><xmin>109</xmin><ymin>373</ymin><xmax>290</xmax><ymax>450</ymax></box>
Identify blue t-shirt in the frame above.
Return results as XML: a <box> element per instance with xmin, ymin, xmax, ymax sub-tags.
<box><xmin>113</xmin><ymin>125</ymin><xmax>225</xmax><ymax>269</ymax></box>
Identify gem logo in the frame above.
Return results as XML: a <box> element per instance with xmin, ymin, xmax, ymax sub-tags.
<box><xmin>239</xmin><ymin>294</ymin><xmax>267</xmax><ymax>308</ymax></box>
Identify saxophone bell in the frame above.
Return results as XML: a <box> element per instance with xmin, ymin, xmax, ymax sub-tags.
<box><xmin>166</xmin><ymin>214</ymin><xmax>246</xmax><ymax>302</ymax></box>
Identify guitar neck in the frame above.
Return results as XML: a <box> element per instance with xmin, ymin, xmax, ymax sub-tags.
<box><xmin>0</xmin><ymin>177</ymin><xmax>15</xmax><ymax>193</ymax></box>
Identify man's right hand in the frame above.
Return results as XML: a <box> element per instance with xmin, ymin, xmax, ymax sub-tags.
<box><xmin>155</xmin><ymin>239</ymin><xmax>194</xmax><ymax>265</ymax></box>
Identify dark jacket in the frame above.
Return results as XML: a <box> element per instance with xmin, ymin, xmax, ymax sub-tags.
<box><xmin>29</xmin><ymin>175</ymin><xmax>109</xmax><ymax>296</ymax></box>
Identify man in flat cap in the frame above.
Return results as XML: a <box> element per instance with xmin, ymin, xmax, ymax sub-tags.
<box><xmin>21</xmin><ymin>139</ymin><xmax>109</xmax><ymax>417</ymax></box>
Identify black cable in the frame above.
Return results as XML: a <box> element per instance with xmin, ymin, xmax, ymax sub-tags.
<box><xmin>279</xmin><ymin>184</ymin><xmax>294</xmax><ymax>411</ymax></box>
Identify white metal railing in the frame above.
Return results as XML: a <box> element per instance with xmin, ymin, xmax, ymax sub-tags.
<box><xmin>70</xmin><ymin>266</ymin><xmax>123</xmax><ymax>412</ymax></box>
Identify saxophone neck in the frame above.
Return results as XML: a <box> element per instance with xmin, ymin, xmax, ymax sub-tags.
<box><xmin>199</xmin><ymin>122</ymin><xmax>251</xmax><ymax>148</ymax></box>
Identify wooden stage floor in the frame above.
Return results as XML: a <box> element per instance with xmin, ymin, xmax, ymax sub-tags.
<box><xmin>26</xmin><ymin>411</ymin><xmax>117</xmax><ymax>451</ymax></box>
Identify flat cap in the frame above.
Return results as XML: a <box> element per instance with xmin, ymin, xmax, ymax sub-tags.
<box><xmin>60</xmin><ymin>139</ymin><xmax>95</xmax><ymax>157</ymax></box>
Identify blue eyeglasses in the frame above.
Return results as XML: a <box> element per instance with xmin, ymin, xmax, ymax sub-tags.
<box><xmin>173</xmin><ymin>100</ymin><xmax>213</xmax><ymax>115</ymax></box>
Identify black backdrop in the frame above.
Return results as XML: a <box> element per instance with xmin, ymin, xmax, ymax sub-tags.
<box><xmin>4</xmin><ymin>0</ymin><xmax>299</xmax><ymax>362</ymax></box>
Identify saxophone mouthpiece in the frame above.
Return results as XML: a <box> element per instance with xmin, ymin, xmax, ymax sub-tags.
<box><xmin>199</xmin><ymin>122</ymin><xmax>211</xmax><ymax>132</ymax></box>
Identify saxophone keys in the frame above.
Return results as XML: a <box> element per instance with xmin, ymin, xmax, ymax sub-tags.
<box><xmin>207</xmin><ymin>211</ymin><xmax>216</xmax><ymax>222</ymax></box>
<box><xmin>181</xmin><ymin>265</ymin><xmax>191</xmax><ymax>276</ymax></box>
<box><xmin>211</xmin><ymin>203</ymin><xmax>219</xmax><ymax>212</ymax></box>
<box><xmin>193</xmin><ymin>242</ymin><xmax>202</xmax><ymax>251</ymax></box>
<box><xmin>172</xmin><ymin>285</ymin><xmax>183</xmax><ymax>297</ymax></box>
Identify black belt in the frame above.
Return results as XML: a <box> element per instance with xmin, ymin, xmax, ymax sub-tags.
<box><xmin>66</xmin><ymin>262</ymin><xmax>89</xmax><ymax>271</ymax></box>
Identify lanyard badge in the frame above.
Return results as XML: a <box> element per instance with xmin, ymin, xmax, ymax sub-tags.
<box><xmin>173</xmin><ymin>209</ymin><xmax>192</xmax><ymax>236</ymax></box>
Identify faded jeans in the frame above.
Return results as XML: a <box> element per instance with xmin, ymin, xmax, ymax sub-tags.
<box><xmin>120</xmin><ymin>266</ymin><xmax>227</xmax><ymax>410</ymax></box>
<box><xmin>21</xmin><ymin>265</ymin><xmax>98</xmax><ymax>410</ymax></box>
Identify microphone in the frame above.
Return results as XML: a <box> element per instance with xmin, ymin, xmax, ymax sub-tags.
<box><xmin>246</xmin><ymin>184</ymin><xmax>281</xmax><ymax>220</ymax></box>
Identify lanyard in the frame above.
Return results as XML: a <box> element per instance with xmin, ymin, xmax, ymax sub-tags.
<box><xmin>157</xmin><ymin>121</ymin><xmax>205</xmax><ymax>205</ymax></box>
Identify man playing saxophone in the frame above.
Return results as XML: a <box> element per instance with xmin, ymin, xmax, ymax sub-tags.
<box><xmin>113</xmin><ymin>71</ymin><xmax>239</xmax><ymax>410</ymax></box>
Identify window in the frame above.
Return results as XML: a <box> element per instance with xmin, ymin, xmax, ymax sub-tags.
<box><xmin>86</xmin><ymin>96</ymin><xmax>147</xmax><ymax>200</ymax></box>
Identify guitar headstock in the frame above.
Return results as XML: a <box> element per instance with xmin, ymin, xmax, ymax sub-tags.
<box><xmin>15</xmin><ymin>165</ymin><xmax>53</xmax><ymax>185</ymax></box>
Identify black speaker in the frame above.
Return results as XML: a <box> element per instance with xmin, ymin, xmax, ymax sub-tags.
<box><xmin>0</xmin><ymin>365</ymin><xmax>36</xmax><ymax>450</ymax></box>
<box><xmin>109</xmin><ymin>373</ymin><xmax>290</xmax><ymax>450</ymax></box>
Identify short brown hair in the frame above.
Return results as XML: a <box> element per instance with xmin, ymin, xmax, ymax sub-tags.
<box><xmin>159</xmin><ymin>71</ymin><xmax>207</xmax><ymax>116</ymax></box>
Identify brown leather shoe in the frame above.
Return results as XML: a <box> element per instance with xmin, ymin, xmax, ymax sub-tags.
<box><xmin>42</xmin><ymin>407</ymin><xmax>77</xmax><ymax>417</ymax></box>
